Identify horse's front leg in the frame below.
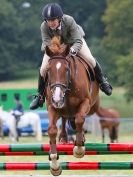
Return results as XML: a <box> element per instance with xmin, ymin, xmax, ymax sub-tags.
<box><xmin>58</xmin><ymin>117</ymin><xmax>68</xmax><ymax>143</ymax></box>
<box><xmin>48</xmin><ymin>107</ymin><xmax>62</xmax><ymax>176</ymax></box>
<box><xmin>73</xmin><ymin>98</ymin><xmax>90</xmax><ymax>158</ymax></box>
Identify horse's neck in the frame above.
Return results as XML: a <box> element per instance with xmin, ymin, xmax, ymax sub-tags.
<box><xmin>69</xmin><ymin>57</ymin><xmax>80</xmax><ymax>79</ymax></box>
<box><xmin>97</xmin><ymin>107</ymin><xmax>109</xmax><ymax>117</ymax></box>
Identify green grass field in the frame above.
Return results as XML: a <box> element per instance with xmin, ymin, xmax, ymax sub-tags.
<box><xmin>0</xmin><ymin>134</ymin><xmax>133</xmax><ymax>175</ymax></box>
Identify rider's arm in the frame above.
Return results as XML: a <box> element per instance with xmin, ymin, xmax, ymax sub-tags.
<box><xmin>64</xmin><ymin>15</ymin><xmax>85</xmax><ymax>53</ymax></box>
<box><xmin>40</xmin><ymin>22</ymin><xmax>51</xmax><ymax>52</ymax></box>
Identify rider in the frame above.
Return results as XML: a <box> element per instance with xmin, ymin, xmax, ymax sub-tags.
<box><xmin>30</xmin><ymin>3</ymin><xmax>112</xmax><ymax>110</ymax></box>
<box><xmin>12</xmin><ymin>95</ymin><xmax>24</xmax><ymax>119</ymax></box>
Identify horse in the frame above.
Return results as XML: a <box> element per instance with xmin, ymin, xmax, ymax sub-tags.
<box><xmin>44</xmin><ymin>36</ymin><xmax>99</xmax><ymax>176</ymax></box>
<box><xmin>96</xmin><ymin>107</ymin><xmax>120</xmax><ymax>143</ymax></box>
<box><xmin>16</xmin><ymin>112</ymin><xmax>42</xmax><ymax>141</ymax></box>
<box><xmin>0</xmin><ymin>106</ymin><xmax>18</xmax><ymax>141</ymax></box>
<box><xmin>0</xmin><ymin>107</ymin><xmax>42</xmax><ymax>141</ymax></box>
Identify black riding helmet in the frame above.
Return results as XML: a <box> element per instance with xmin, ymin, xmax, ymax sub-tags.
<box><xmin>42</xmin><ymin>3</ymin><xmax>63</xmax><ymax>20</ymax></box>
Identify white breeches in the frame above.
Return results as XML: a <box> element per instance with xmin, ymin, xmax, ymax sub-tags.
<box><xmin>40</xmin><ymin>38</ymin><xmax>96</xmax><ymax>76</ymax></box>
<box><xmin>78</xmin><ymin>38</ymin><xmax>96</xmax><ymax>67</ymax></box>
<box><xmin>40</xmin><ymin>54</ymin><xmax>50</xmax><ymax>77</ymax></box>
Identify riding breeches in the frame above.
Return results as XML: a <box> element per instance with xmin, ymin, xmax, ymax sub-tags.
<box><xmin>40</xmin><ymin>38</ymin><xmax>96</xmax><ymax>76</ymax></box>
<box><xmin>40</xmin><ymin>53</ymin><xmax>50</xmax><ymax>77</ymax></box>
<box><xmin>78</xmin><ymin>38</ymin><xmax>96</xmax><ymax>67</ymax></box>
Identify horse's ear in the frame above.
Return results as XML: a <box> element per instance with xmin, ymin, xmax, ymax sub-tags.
<box><xmin>62</xmin><ymin>45</ymin><xmax>70</xmax><ymax>56</ymax></box>
<box><xmin>45</xmin><ymin>46</ymin><xmax>54</xmax><ymax>57</ymax></box>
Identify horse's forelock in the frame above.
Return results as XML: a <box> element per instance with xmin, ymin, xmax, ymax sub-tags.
<box><xmin>50</xmin><ymin>36</ymin><xmax>66</xmax><ymax>55</ymax></box>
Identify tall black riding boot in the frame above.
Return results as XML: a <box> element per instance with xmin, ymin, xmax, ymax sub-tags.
<box><xmin>30</xmin><ymin>74</ymin><xmax>46</xmax><ymax>110</ymax></box>
<box><xmin>94</xmin><ymin>61</ymin><xmax>112</xmax><ymax>96</ymax></box>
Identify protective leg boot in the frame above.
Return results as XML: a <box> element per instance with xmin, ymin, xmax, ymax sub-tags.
<box><xmin>94</xmin><ymin>61</ymin><xmax>112</xmax><ymax>96</ymax></box>
<box><xmin>30</xmin><ymin>74</ymin><xmax>45</xmax><ymax>110</ymax></box>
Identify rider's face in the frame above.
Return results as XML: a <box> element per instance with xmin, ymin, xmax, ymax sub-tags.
<box><xmin>46</xmin><ymin>19</ymin><xmax>60</xmax><ymax>30</ymax></box>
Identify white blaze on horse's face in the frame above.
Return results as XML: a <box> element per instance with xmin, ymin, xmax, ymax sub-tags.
<box><xmin>53</xmin><ymin>87</ymin><xmax>61</xmax><ymax>102</ymax></box>
<box><xmin>52</xmin><ymin>86</ymin><xmax>65</xmax><ymax>109</ymax></box>
<box><xmin>52</xmin><ymin>62</ymin><xmax>65</xmax><ymax>109</ymax></box>
<box><xmin>56</xmin><ymin>62</ymin><xmax>61</xmax><ymax>70</ymax></box>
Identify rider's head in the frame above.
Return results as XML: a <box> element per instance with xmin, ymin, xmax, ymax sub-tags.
<box><xmin>42</xmin><ymin>3</ymin><xmax>63</xmax><ymax>30</ymax></box>
<box><xmin>14</xmin><ymin>95</ymin><xmax>20</xmax><ymax>101</ymax></box>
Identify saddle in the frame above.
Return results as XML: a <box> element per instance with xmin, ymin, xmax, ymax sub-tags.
<box><xmin>75</xmin><ymin>55</ymin><xmax>95</xmax><ymax>81</ymax></box>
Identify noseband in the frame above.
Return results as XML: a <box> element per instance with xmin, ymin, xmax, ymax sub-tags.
<box><xmin>48</xmin><ymin>56</ymin><xmax>71</xmax><ymax>92</ymax></box>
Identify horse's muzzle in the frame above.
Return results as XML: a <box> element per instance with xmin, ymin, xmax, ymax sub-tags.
<box><xmin>52</xmin><ymin>97</ymin><xmax>65</xmax><ymax>109</ymax></box>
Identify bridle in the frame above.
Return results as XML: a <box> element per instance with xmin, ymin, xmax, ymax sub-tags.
<box><xmin>47</xmin><ymin>55</ymin><xmax>71</xmax><ymax>92</ymax></box>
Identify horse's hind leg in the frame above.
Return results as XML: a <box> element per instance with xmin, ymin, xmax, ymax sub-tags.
<box><xmin>48</xmin><ymin>108</ymin><xmax>62</xmax><ymax>176</ymax></box>
<box><xmin>115</xmin><ymin>126</ymin><xmax>119</xmax><ymax>143</ymax></box>
<box><xmin>111</xmin><ymin>125</ymin><xmax>119</xmax><ymax>143</ymax></box>
<box><xmin>101</xmin><ymin>128</ymin><xmax>105</xmax><ymax>143</ymax></box>
<box><xmin>109</xmin><ymin>127</ymin><xmax>114</xmax><ymax>143</ymax></box>
<box><xmin>73</xmin><ymin>99</ymin><xmax>90</xmax><ymax>158</ymax></box>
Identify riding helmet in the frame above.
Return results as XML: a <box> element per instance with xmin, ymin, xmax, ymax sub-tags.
<box><xmin>42</xmin><ymin>3</ymin><xmax>63</xmax><ymax>20</ymax></box>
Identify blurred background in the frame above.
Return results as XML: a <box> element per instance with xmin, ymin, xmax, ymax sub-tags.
<box><xmin>0</xmin><ymin>0</ymin><xmax>133</xmax><ymax>142</ymax></box>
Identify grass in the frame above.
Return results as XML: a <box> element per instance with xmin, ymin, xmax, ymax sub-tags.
<box><xmin>0</xmin><ymin>133</ymin><xmax>133</xmax><ymax>175</ymax></box>
<box><xmin>0</xmin><ymin>78</ymin><xmax>38</xmax><ymax>89</ymax></box>
<box><xmin>100</xmin><ymin>88</ymin><xmax>133</xmax><ymax>117</ymax></box>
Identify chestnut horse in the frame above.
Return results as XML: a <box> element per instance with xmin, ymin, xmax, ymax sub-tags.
<box><xmin>44</xmin><ymin>36</ymin><xmax>99</xmax><ymax>176</ymax></box>
<box><xmin>96</xmin><ymin>107</ymin><xmax>120</xmax><ymax>143</ymax></box>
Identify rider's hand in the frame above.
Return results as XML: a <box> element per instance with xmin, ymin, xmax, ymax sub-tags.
<box><xmin>69</xmin><ymin>47</ymin><xmax>77</xmax><ymax>56</ymax></box>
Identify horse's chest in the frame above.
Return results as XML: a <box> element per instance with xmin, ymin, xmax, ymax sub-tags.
<box><xmin>66</xmin><ymin>96</ymin><xmax>81</xmax><ymax>107</ymax></box>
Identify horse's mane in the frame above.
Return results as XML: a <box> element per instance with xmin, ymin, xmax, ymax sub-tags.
<box><xmin>49</xmin><ymin>36</ymin><xmax>66</xmax><ymax>55</ymax></box>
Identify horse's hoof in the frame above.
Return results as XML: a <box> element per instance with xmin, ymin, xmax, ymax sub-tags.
<box><xmin>50</xmin><ymin>166</ymin><xmax>62</xmax><ymax>176</ymax></box>
<box><xmin>73</xmin><ymin>146</ymin><xmax>85</xmax><ymax>158</ymax></box>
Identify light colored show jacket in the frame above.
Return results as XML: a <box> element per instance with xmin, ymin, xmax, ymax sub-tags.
<box><xmin>40</xmin><ymin>14</ymin><xmax>85</xmax><ymax>53</ymax></box>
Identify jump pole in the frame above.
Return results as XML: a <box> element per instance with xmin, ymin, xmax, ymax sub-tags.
<box><xmin>0</xmin><ymin>143</ymin><xmax>133</xmax><ymax>152</ymax></box>
<box><xmin>0</xmin><ymin>162</ymin><xmax>133</xmax><ymax>170</ymax></box>
<box><xmin>0</xmin><ymin>151</ymin><xmax>133</xmax><ymax>156</ymax></box>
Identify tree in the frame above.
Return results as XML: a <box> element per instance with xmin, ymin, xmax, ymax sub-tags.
<box><xmin>102</xmin><ymin>0</ymin><xmax>133</xmax><ymax>55</ymax></box>
<box><xmin>0</xmin><ymin>0</ymin><xmax>107</xmax><ymax>80</ymax></box>
<box><xmin>0</xmin><ymin>0</ymin><xmax>22</xmax><ymax>80</ymax></box>
<box><xmin>102</xmin><ymin>0</ymin><xmax>133</xmax><ymax>100</ymax></box>
<box><xmin>59</xmin><ymin>0</ymin><xmax>106</xmax><ymax>41</ymax></box>
<box><xmin>116</xmin><ymin>52</ymin><xmax>133</xmax><ymax>101</ymax></box>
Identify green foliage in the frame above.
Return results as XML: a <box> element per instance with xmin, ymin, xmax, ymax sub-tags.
<box><xmin>116</xmin><ymin>52</ymin><xmax>133</xmax><ymax>101</ymax></box>
<box><xmin>59</xmin><ymin>0</ymin><xmax>106</xmax><ymax>40</ymax></box>
<box><xmin>101</xmin><ymin>0</ymin><xmax>133</xmax><ymax>99</ymax></box>
<box><xmin>102</xmin><ymin>0</ymin><xmax>133</xmax><ymax>55</ymax></box>
<box><xmin>0</xmin><ymin>0</ymin><xmax>22</xmax><ymax>79</ymax></box>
